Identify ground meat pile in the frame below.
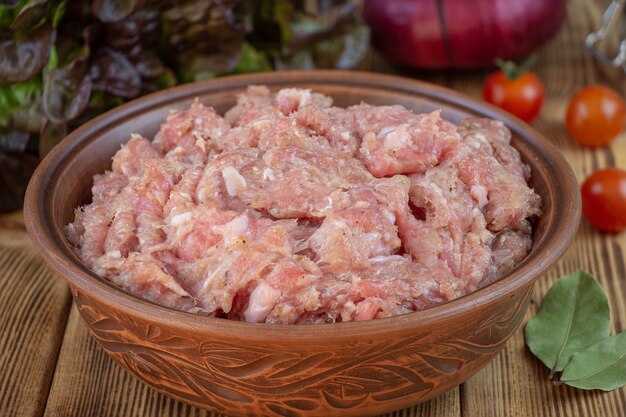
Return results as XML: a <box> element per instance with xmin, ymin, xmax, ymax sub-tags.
<box><xmin>66</xmin><ymin>86</ymin><xmax>541</xmax><ymax>324</ymax></box>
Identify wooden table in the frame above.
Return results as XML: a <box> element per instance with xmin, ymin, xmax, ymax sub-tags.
<box><xmin>2</xmin><ymin>0</ymin><xmax>625</xmax><ymax>416</ymax></box>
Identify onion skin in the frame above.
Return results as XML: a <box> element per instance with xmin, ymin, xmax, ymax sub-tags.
<box><xmin>363</xmin><ymin>0</ymin><xmax>567</xmax><ymax>69</ymax></box>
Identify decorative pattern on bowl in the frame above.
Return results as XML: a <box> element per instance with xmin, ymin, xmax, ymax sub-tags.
<box><xmin>25</xmin><ymin>71</ymin><xmax>580</xmax><ymax>417</ymax></box>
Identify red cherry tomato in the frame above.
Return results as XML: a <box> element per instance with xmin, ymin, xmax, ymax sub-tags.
<box><xmin>566</xmin><ymin>86</ymin><xmax>626</xmax><ymax>147</ymax></box>
<box><xmin>483</xmin><ymin>70</ymin><xmax>544</xmax><ymax>122</ymax></box>
<box><xmin>581</xmin><ymin>168</ymin><xmax>626</xmax><ymax>233</ymax></box>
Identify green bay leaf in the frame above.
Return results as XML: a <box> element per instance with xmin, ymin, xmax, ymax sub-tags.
<box><xmin>525</xmin><ymin>270</ymin><xmax>610</xmax><ymax>372</ymax></box>
<box><xmin>560</xmin><ymin>332</ymin><xmax>626</xmax><ymax>391</ymax></box>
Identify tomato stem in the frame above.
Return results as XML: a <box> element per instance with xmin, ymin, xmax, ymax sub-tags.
<box><xmin>494</xmin><ymin>55</ymin><xmax>537</xmax><ymax>80</ymax></box>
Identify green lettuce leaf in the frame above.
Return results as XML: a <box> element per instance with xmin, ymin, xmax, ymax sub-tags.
<box><xmin>89</xmin><ymin>47</ymin><xmax>141</xmax><ymax>98</ymax></box>
<box><xmin>0</xmin><ymin>23</ymin><xmax>55</xmax><ymax>82</ymax></box>
<box><xmin>274</xmin><ymin>2</ymin><xmax>369</xmax><ymax>70</ymax></box>
<box><xmin>0</xmin><ymin>128</ymin><xmax>29</xmax><ymax>152</ymax></box>
<box><xmin>42</xmin><ymin>49</ymin><xmax>92</xmax><ymax>124</ymax></box>
<box><xmin>233</xmin><ymin>42</ymin><xmax>272</xmax><ymax>74</ymax></box>
<box><xmin>38</xmin><ymin>119</ymin><xmax>65</xmax><ymax>157</ymax></box>
<box><xmin>0</xmin><ymin>77</ymin><xmax>45</xmax><ymax>131</ymax></box>
<box><xmin>0</xmin><ymin>0</ymin><xmax>21</xmax><ymax>9</ymax></box>
<box><xmin>92</xmin><ymin>0</ymin><xmax>143</xmax><ymax>23</ymax></box>
<box><xmin>9</xmin><ymin>0</ymin><xmax>47</xmax><ymax>31</ymax></box>
<box><xmin>162</xmin><ymin>0</ymin><xmax>245</xmax><ymax>79</ymax></box>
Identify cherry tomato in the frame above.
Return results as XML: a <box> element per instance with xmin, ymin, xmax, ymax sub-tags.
<box><xmin>566</xmin><ymin>86</ymin><xmax>626</xmax><ymax>147</ymax></box>
<box><xmin>581</xmin><ymin>168</ymin><xmax>626</xmax><ymax>233</ymax></box>
<box><xmin>483</xmin><ymin>69</ymin><xmax>544</xmax><ymax>122</ymax></box>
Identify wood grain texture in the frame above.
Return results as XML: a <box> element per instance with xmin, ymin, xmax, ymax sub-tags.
<box><xmin>0</xmin><ymin>224</ymin><xmax>72</xmax><ymax>417</ymax></box>
<box><xmin>4</xmin><ymin>0</ymin><xmax>626</xmax><ymax>416</ymax></box>
<box><xmin>455</xmin><ymin>0</ymin><xmax>626</xmax><ymax>416</ymax></box>
<box><xmin>0</xmin><ymin>211</ymin><xmax>35</xmax><ymax>250</ymax></box>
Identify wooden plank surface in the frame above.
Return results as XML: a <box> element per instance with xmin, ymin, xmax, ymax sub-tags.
<box><xmin>455</xmin><ymin>0</ymin><xmax>626</xmax><ymax>415</ymax></box>
<box><xmin>0</xmin><ymin>213</ymin><xmax>72</xmax><ymax>417</ymax></box>
<box><xmin>3</xmin><ymin>0</ymin><xmax>626</xmax><ymax>416</ymax></box>
<box><xmin>441</xmin><ymin>1</ymin><xmax>626</xmax><ymax>416</ymax></box>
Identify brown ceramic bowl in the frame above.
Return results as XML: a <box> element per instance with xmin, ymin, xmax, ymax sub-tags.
<box><xmin>25</xmin><ymin>71</ymin><xmax>580</xmax><ymax>417</ymax></box>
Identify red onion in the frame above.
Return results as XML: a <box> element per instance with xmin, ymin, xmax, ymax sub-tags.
<box><xmin>363</xmin><ymin>0</ymin><xmax>567</xmax><ymax>69</ymax></box>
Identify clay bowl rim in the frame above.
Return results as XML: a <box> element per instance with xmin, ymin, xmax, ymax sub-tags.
<box><xmin>24</xmin><ymin>70</ymin><xmax>580</xmax><ymax>342</ymax></box>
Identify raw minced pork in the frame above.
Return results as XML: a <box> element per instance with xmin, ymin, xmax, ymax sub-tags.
<box><xmin>66</xmin><ymin>86</ymin><xmax>541</xmax><ymax>324</ymax></box>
